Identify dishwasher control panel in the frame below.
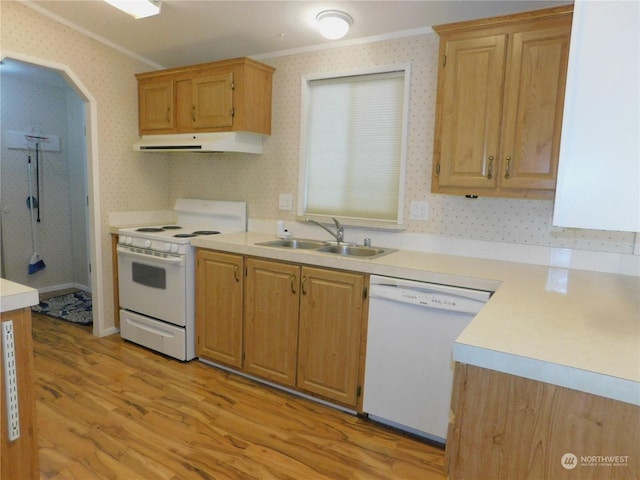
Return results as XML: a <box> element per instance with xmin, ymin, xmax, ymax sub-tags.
<box><xmin>369</xmin><ymin>284</ymin><xmax>489</xmax><ymax>314</ymax></box>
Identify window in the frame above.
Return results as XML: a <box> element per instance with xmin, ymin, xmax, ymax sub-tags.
<box><xmin>299</xmin><ymin>67</ymin><xmax>409</xmax><ymax>225</ymax></box>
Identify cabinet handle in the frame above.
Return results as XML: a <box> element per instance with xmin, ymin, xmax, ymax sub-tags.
<box><xmin>191</xmin><ymin>105</ymin><xmax>196</xmax><ymax>122</ymax></box>
<box><xmin>487</xmin><ymin>155</ymin><xmax>494</xmax><ymax>180</ymax></box>
<box><xmin>290</xmin><ymin>274</ymin><xmax>297</xmax><ymax>294</ymax></box>
<box><xmin>301</xmin><ymin>275</ymin><xmax>307</xmax><ymax>295</ymax></box>
<box><xmin>505</xmin><ymin>156</ymin><xmax>511</xmax><ymax>179</ymax></box>
<box><xmin>166</xmin><ymin>107</ymin><xmax>171</xmax><ymax>123</ymax></box>
<box><xmin>233</xmin><ymin>264</ymin><xmax>240</xmax><ymax>283</ymax></box>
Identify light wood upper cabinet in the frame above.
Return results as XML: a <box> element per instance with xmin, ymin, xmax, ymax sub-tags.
<box><xmin>191</xmin><ymin>73</ymin><xmax>234</xmax><ymax>129</ymax></box>
<box><xmin>435</xmin><ymin>34</ymin><xmax>506</xmax><ymax>191</ymax></box>
<box><xmin>432</xmin><ymin>6</ymin><xmax>572</xmax><ymax>199</ymax></box>
<box><xmin>195</xmin><ymin>250</ymin><xmax>244</xmax><ymax>368</ymax></box>
<box><xmin>244</xmin><ymin>258</ymin><xmax>300</xmax><ymax>387</ymax></box>
<box><xmin>138</xmin><ymin>79</ymin><xmax>174</xmax><ymax>131</ymax></box>
<box><xmin>297</xmin><ymin>267</ymin><xmax>365</xmax><ymax>407</ymax></box>
<box><xmin>136</xmin><ymin>57</ymin><xmax>274</xmax><ymax>135</ymax></box>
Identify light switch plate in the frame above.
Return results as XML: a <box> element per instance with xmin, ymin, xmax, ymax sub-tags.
<box><xmin>278</xmin><ymin>193</ymin><xmax>293</xmax><ymax>211</ymax></box>
<box><xmin>410</xmin><ymin>201</ymin><xmax>429</xmax><ymax>221</ymax></box>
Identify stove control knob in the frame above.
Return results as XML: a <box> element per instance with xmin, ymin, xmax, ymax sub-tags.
<box><xmin>118</xmin><ymin>235</ymin><xmax>126</xmax><ymax>245</ymax></box>
<box><xmin>123</xmin><ymin>236</ymin><xmax>133</xmax><ymax>245</ymax></box>
<box><xmin>163</xmin><ymin>243</ymin><xmax>172</xmax><ymax>252</ymax></box>
<box><xmin>144</xmin><ymin>240</ymin><xmax>152</xmax><ymax>248</ymax></box>
<box><xmin>170</xmin><ymin>244</ymin><xmax>179</xmax><ymax>253</ymax></box>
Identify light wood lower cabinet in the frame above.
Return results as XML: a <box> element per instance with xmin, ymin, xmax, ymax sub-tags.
<box><xmin>447</xmin><ymin>363</ymin><xmax>640</xmax><ymax>479</ymax></box>
<box><xmin>244</xmin><ymin>258</ymin><xmax>299</xmax><ymax>387</ymax></box>
<box><xmin>296</xmin><ymin>266</ymin><xmax>365</xmax><ymax>407</ymax></box>
<box><xmin>196</xmin><ymin>252</ymin><xmax>367</xmax><ymax>409</ymax></box>
<box><xmin>195</xmin><ymin>250</ymin><xmax>244</xmax><ymax>368</ymax></box>
<box><xmin>1</xmin><ymin>307</ymin><xmax>39</xmax><ymax>480</ymax></box>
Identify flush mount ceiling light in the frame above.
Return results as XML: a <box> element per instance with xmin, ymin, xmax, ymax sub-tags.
<box><xmin>316</xmin><ymin>10</ymin><xmax>353</xmax><ymax>40</ymax></box>
<box><xmin>104</xmin><ymin>0</ymin><xmax>161</xmax><ymax>19</ymax></box>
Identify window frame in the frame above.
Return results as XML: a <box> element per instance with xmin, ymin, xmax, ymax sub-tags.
<box><xmin>296</xmin><ymin>64</ymin><xmax>411</xmax><ymax>229</ymax></box>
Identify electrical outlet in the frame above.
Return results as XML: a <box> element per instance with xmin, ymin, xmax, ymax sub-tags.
<box><xmin>278</xmin><ymin>193</ymin><xmax>293</xmax><ymax>211</ymax></box>
<box><xmin>410</xmin><ymin>201</ymin><xmax>429</xmax><ymax>221</ymax></box>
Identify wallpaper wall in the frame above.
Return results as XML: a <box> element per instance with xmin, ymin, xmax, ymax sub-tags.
<box><xmin>168</xmin><ymin>33</ymin><xmax>635</xmax><ymax>255</ymax></box>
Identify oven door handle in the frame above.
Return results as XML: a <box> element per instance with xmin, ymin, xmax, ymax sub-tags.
<box><xmin>124</xmin><ymin>316</ymin><xmax>178</xmax><ymax>337</ymax></box>
<box><xmin>117</xmin><ymin>246</ymin><xmax>185</xmax><ymax>266</ymax></box>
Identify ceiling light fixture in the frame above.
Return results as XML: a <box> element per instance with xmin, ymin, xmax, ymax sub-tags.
<box><xmin>316</xmin><ymin>10</ymin><xmax>353</xmax><ymax>40</ymax></box>
<box><xmin>104</xmin><ymin>0</ymin><xmax>161</xmax><ymax>19</ymax></box>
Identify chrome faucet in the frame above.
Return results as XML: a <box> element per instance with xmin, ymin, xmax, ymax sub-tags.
<box><xmin>305</xmin><ymin>217</ymin><xmax>344</xmax><ymax>243</ymax></box>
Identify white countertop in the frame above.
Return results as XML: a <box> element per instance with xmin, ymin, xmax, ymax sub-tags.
<box><xmin>0</xmin><ymin>278</ymin><xmax>39</xmax><ymax>313</ymax></box>
<box><xmin>191</xmin><ymin>231</ymin><xmax>640</xmax><ymax>405</ymax></box>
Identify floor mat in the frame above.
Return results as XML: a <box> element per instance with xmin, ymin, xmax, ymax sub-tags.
<box><xmin>32</xmin><ymin>291</ymin><xmax>93</xmax><ymax>325</ymax></box>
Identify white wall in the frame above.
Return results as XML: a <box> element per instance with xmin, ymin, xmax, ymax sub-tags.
<box><xmin>554</xmin><ymin>0</ymin><xmax>640</xmax><ymax>232</ymax></box>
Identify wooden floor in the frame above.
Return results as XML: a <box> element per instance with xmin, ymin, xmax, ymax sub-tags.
<box><xmin>31</xmin><ymin>313</ymin><xmax>447</xmax><ymax>480</ymax></box>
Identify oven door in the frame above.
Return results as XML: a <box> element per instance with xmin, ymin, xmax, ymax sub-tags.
<box><xmin>117</xmin><ymin>246</ymin><xmax>187</xmax><ymax>326</ymax></box>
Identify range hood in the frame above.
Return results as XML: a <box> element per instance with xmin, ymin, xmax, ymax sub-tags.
<box><xmin>133</xmin><ymin>132</ymin><xmax>264</xmax><ymax>154</ymax></box>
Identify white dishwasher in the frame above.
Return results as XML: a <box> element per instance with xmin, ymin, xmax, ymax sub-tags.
<box><xmin>363</xmin><ymin>275</ymin><xmax>491</xmax><ymax>444</ymax></box>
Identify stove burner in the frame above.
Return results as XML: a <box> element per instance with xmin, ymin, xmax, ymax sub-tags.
<box><xmin>136</xmin><ymin>227</ymin><xmax>164</xmax><ymax>232</ymax></box>
<box><xmin>162</xmin><ymin>225</ymin><xmax>182</xmax><ymax>230</ymax></box>
<box><xmin>174</xmin><ymin>233</ymin><xmax>197</xmax><ymax>238</ymax></box>
<box><xmin>192</xmin><ymin>230</ymin><xmax>220</xmax><ymax>235</ymax></box>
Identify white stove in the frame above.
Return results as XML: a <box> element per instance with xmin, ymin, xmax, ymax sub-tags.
<box><xmin>118</xmin><ymin>225</ymin><xmax>222</xmax><ymax>254</ymax></box>
<box><xmin>118</xmin><ymin>198</ymin><xmax>246</xmax><ymax>251</ymax></box>
<box><xmin>117</xmin><ymin>199</ymin><xmax>246</xmax><ymax>361</ymax></box>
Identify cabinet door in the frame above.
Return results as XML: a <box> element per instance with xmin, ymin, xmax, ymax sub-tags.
<box><xmin>195</xmin><ymin>250</ymin><xmax>243</xmax><ymax>367</ymax></box>
<box><xmin>297</xmin><ymin>267</ymin><xmax>364</xmax><ymax>407</ymax></box>
<box><xmin>434</xmin><ymin>34</ymin><xmax>507</xmax><ymax>191</ymax></box>
<box><xmin>138</xmin><ymin>80</ymin><xmax>174</xmax><ymax>132</ymax></box>
<box><xmin>192</xmin><ymin>72</ymin><xmax>234</xmax><ymax>129</ymax></box>
<box><xmin>499</xmin><ymin>26</ymin><xmax>570</xmax><ymax>192</ymax></box>
<box><xmin>244</xmin><ymin>258</ymin><xmax>300</xmax><ymax>387</ymax></box>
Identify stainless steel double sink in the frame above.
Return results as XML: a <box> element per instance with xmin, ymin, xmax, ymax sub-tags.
<box><xmin>255</xmin><ymin>238</ymin><xmax>396</xmax><ymax>259</ymax></box>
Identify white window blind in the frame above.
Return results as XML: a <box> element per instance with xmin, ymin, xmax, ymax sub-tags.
<box><xmin>302</xmin><ymin>70</ymin><xmax>405</xmax><ymax>222</ymax></box>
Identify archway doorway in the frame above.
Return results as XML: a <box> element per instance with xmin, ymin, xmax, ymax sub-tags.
<box><xmin>0</xmin><ymin>53</ymin><xmax>105</xmax><ymax>336</ymax></box>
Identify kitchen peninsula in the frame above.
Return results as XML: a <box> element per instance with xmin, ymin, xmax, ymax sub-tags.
<box><xmin>192</xmin><ymin>231</ymin><xmax>640</xmax><ymax>478</ymax></box>
<box><xmin>0</xmin><ymin>279</ymin><xmax>39</xmax><ymax>480</ymax></box>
